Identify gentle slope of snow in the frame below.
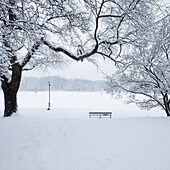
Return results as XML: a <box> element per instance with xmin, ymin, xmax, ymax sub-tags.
<box><xmin>0</xmin><ymin>115</ymin><xmax>170</xmax><ymax>170</ymax></box>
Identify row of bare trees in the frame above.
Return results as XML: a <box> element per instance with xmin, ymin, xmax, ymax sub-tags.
<box><xmin>0</xmin><ymin>0</ymin><xmax>169</xmax><ymax>117</ymax></box>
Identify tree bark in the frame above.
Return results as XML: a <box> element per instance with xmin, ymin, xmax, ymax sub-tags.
<box><xmin>1</xmin><ymin>64</ymin><xmax>22</xmax><ymax>117</ymax></box>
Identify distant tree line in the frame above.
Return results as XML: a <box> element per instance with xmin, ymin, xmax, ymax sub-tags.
<box><xmin>20</xmin><ymin>76</ymin><xmax>105</xmax><ymax>92</ymax></box>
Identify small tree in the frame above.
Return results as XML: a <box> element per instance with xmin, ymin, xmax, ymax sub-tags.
<box><xmin>106</xmin><ymin>15</ymin><xmax>170</xmax><ymax>116</ymax></box>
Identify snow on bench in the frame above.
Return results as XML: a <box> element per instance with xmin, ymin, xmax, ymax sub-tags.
<box><xmin>89</xmin><ymin>112</ymin><xmax>112</xmax><ymax>118</ymax></box>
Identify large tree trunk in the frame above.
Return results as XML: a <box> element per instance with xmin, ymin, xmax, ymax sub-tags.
<box><xmin>1</xmin><ymin>64</ymin><xmax>22</xmax><ymax>117</ymax></box>
<box><xmin>163</xmin><ymin>92</ymin><xmax>170</xmax><ymax>117</ymax></box>
<box><xmin>2</xmin><ymin>86</ymin><xmax>18</xmax><ymax>117</ymax></box>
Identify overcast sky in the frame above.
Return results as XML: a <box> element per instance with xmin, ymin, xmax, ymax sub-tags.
<box><xmin>23</xmin><ymin>57</ymin><xmax>116</xmax><ymax>80</ymax></box>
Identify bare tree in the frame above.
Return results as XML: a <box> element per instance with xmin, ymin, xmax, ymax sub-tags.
<box><xmin>0</xmin><ymin>0</ymin><xmax>159</xmax><ymax>117</ymax></box>
<box><xmin>106</xmin><ymin>14</ymin><xmax>170</xmax><ymax>116</ymax></box>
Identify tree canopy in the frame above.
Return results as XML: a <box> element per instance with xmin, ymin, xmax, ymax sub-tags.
<box><xmin>106</xmin><ymin>13</ymin><xmax>170</xmax><ymax>116</ymax></box>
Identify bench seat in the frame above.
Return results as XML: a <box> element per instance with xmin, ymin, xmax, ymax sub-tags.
<box><xmin>89</xmin><ymin>112</ymin><xmax>112</xmax><ymax>118</ymax></box>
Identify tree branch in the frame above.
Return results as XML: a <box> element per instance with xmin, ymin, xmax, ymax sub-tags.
<box><xmin>21</xmin><ymin>41</ymin><xmax>41</xmax><ymax>68</ymax></box>
<box><xmin>115</xmin><ymin>84</ymin><xmax>165</xmax><ymax>110</ymax></box>
<box><xmin>42</xmin><ymin>38</ymin><xmax>98</xmax><ymax>62</ymax></box>
<box><xmin>99</xmin><ymin>14</ymin><xmax>122</xmax><ymax>18</ymax></box>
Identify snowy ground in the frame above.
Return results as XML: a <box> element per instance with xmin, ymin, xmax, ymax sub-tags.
<box><xmin>0</xmin><ymin>91</ymin><xmax>164</xmax><ymax>118</ymax></box>
<box><xmin>0</xmin><ymin>91</ymin><xmax>170</xmax><ymax>170</ymax></box>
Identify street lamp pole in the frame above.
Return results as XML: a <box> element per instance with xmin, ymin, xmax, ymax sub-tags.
<box><xmin>47</xmin><ymin>81</ymin><xmax>51</xmax><ymax>110</ymax></box>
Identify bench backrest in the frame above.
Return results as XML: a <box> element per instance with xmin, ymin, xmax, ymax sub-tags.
<box><xmin>89</xmin><ymin>112</ymin><xmax>112</xmax><ymax>118</ymax></box>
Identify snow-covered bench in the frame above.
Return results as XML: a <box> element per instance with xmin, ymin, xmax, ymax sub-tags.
<box><xmin>89</xmin><ymin>112</ymin><xmax>112</xmax><ymax>118</ymax></box>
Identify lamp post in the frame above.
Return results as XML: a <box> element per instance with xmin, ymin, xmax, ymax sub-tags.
<box><xmin>47</xmin><ymin>81</ymin><xmax>51</xmax><ymax>110</ymax></box>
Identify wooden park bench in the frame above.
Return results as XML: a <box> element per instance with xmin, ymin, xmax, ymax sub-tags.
<box><xmin>89</xmin><ymin>112</ymin><xmax>112</xmax><ymax>118</ymax></box>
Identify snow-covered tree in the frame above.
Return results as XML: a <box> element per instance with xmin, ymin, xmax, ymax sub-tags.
<box><xmin>0</xmin><ymin>0</ymin><xmax>92</xmax><ymax>117</ymax></box>
<box><xmin>106</xmin><ymin>14</ymin><xmax>170</xmax><ymax>116</ymax></box>
<box><xmin>0</xmin><ymin>0</ymin><xmax>160</xmax><ymax>117</ymax></box>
